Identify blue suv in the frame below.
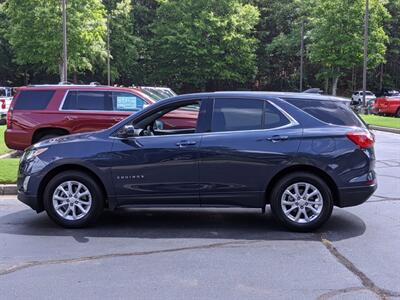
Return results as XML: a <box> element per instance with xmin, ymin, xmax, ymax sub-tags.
<box><xmin>17</xmin><ymin>92</ymin><xmax>376</xmax><ymax>231</ymax></box>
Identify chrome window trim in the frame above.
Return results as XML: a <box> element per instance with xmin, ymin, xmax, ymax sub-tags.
<box><xmin>110</xmin><ymin>99</ymin><xmax>300</xmax><ymax>140</ymax></box>
<box><xmin>58</xmin><ymin>90</ymin><xmax>148</xmax><ymax>112</ymax></box>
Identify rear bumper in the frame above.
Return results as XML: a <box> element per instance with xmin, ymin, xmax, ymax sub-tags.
<box><xmin>336</xmin><ymin>184</ymin><xmax>377</xmax><ymax>208</ymax></box>
<box><xmin>4</xmin><ymin>129</ymin><xmax>31</xmax><ymax>150</ymax></box>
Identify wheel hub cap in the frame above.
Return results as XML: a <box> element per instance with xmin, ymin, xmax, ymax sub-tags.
<box><xmin>52</xmin><ymin>181</ymin><xmax>92</xmax><ymax>221</ymax></box>
<box><xmin>281</xmin><ymin>182</ymin><xmax>323</xmax><ymax>224</ymax></box>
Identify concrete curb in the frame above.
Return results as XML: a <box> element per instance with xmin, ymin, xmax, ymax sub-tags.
<box><xmin>370</xmin><ymin>125</ymin><xmax>400</xmax><ymax>134</ymax></box>
<box><xmin>0</xmin><ymin>184</ymin><xmax>17</xmax><ymax>195</ymax></box>
<box><xmin>0</xmin><ymin>150</ymin><xmax>22</xmax><ymax>159</ymax></box>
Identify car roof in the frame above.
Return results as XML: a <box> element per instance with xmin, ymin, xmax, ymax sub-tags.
<box><xmin>16</xmin><ymin>84</ymin><xmax>156</xmax><ymax>103</ymax></box>
<box><xmin>171</xmin><ymin>91</ymin><xmax>351</xmax><ymax>102</ymax></box>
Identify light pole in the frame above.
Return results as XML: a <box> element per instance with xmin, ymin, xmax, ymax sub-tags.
<box><xmin>61</xmin><ymin>0</ymin><xmax>68</xmax><ymax>83</ymax></box>
<box><xmin>362</xmin><ymin>0</ymin><xmax>369</xmax><ymax>113</ymax></box>
<box><xmin>300</xmin><ymin>19</ymin><xmax>304</xmax><ymax>92</ymax></box>
<box><xmin>107</xmin><ymin>14</ymin><xmax>111</xmax><ymax>86</ymax></box>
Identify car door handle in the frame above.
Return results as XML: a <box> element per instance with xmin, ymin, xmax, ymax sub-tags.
<box><xmin>176</xmin><ymin>140</ymin><xmax>197</xmax><ymax>147</ymax></box>
<box><xmin>113</xmin><ymin>117</ymin><xmax>124</xmax><ymax>122</ymax></box>
<box><xmin>64</xmin><ymin>115</ymin><xmax>77</xmax><ymax>121</ymax></box>
<box><xmin>265</xmin><ymin>135</ymin><xmax>289</xmax><ymax>142</ymax></box>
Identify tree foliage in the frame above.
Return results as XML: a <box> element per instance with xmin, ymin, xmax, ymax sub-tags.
<box><xmin>307</xmin><ymin>0</ymin><xmax>389</xmax><ymax>94</ymax></box>
<box><xmin>149</xmin><ymin>0</ymin><xmax>259</xmax><ymax>91</ymax></box>
<box><xmin>0</xmin><ymin>0</ymin><xmax>399</xmax><ymax>96</ymax></box>
<box><xmin>5</xmin><ymin>0</ymin><xmax>107</xmax><ymax>80</ymax></box>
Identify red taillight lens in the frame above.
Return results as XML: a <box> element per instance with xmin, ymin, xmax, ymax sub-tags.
<box><xmin>6</xmin><ymin>109</ymin><xmax>13</xmax><ymax>129</ymax></box>
<box><xmin>346</xmin><ymin>131</ymin><xmax>374</xmax><ymax>149</ymax></box>
<box><xmin>0</xmin><ymin>100</ymin><xmax>5</xmax><ymax>110</ymax></box>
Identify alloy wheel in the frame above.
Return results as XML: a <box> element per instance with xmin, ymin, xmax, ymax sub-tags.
<box><xmin>281</xmin><ymin>182</ymin><xmax>323</xmax><ymax>224</ymax></box>
<box><xmin>52</xmin><ymin>181</ymin><xmax>92</xmax><ymax>221</ymax></box>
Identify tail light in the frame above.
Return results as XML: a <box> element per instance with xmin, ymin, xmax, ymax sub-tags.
<box><xmin>7</xmin><ymin>109</ymin><xmax>13</xmax><ymax>129</ymax></box>
<box><xmin>0</xmin><ymin>99</ymin><xmax>5</xmax><ymax>110</ymax></box>
<box><xmin>346</xmin><ymin>130</ymin><xmax>374</xmax><ymax>149</ymax></box>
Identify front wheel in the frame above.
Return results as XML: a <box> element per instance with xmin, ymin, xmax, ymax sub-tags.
<box><xmin>43</xmin><ymin>171</ymin><xmax>104</xmax><ymax>228</ymax></box>
<box><xmin>270</xmin><ymin>172</ymin><xmax>333</xmax><ymax>232</ymax></box>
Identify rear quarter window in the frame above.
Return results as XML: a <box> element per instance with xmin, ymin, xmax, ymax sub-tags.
<box><xmin>284</xmin><ymin>98</ymin><xmax>364</xmax><ymax>127</ymax></box>
<box><xmin>14</xmin><ymin>90</ymin><xmax>54</xmax><ymax>110</ymax></box>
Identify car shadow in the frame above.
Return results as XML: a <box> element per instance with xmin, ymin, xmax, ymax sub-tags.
<box><xmin>0</xmin><ymin>207</ymin><xmax>365</xmax><ymax>243</ymax></box>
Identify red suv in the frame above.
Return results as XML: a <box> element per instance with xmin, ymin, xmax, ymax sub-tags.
<box><xmin>5</xmin><ymin>84</ymin><xmax>196</xmax><ymax>150</ymax></box>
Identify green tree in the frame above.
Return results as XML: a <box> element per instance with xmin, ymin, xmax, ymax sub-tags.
<box><xmin>149</xmin><ymin>0</ymin><xmax>259</xmax><ymax>91</ymax></box>
<box><xmin>247</xmin><ymin>0</ymin><xmax>305</xmax><ymax>91</ymax></box>
<box><xmin>5</xmin><ymin>0</ymin><xmax>107</xmax><ymax>82</ymax></box>
<box><xmin>106</xmin><ymin>0</ymin><xmax>141</xmax><ymax>84</ymax></box>
<box><xmin>381</xmin><ymin>0</ymin><xmax>400</xmax><ymax>89</ymax></box>
<box><xmin>308</xmin><ymin>0</ymin><xmax>389</xmax><ymax>95</ymax></box>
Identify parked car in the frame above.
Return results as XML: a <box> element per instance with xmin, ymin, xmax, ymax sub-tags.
<box><xmin>302</xmin><ymin>88</ymin><xmax>323</xmax><ymax>94</ymax></box>
<box><xmin>134</xmin><ymin>86</ymin><xmax>177</xmax><ymax>101</ymax></box>
<box><xmin>351</xmin><ymin>90</ymin><xmax>376</xmax><ymax>113</ymax></box>
<box><xmin>374</xmin><ymin>89</ymin><xmax>400</xmax><ymax>117</ymax></box>
<box><xmin>17</xmin><ymin>92</ymin><xmax>376</xmax><ymax>231</ymax></box>
<box><xmin>0</xmin><ymin>87</ymin><xmax>14</xmax><ymax>125</ymax></box>
<box><xmin>5</xmin><ymin>84</ymin><xmax>194</xmax><ymax>150</ymax></box>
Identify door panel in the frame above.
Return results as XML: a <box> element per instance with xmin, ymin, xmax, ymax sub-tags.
<box><xmin>199</xmin><ymin>128</ymin><xmax>302</xmax><ymax>207</ymax></box>
<box><xmin>111</xmin><ymin>134</ymin><xmax>202</xmax><ymax>206</ymax></box>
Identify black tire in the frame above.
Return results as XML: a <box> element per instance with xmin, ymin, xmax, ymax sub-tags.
<box><xmin>43</xmin><ymin>171</ymin><xmax>104</xmax><ymax>228</ymax></box>
<box><xmin>270</xmin><ymin>172</ymin><xmax>333</xmax><ymax>232</ymax></box>
<box><xmin>396</xmin><ymin>108</ymin><xmax>400</xmax><ymax>118</ymax></box>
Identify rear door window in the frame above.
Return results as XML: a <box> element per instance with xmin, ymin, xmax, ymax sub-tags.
<box><xmin>212</xmin><ymin>98</ymin><xmax>264</xmax><ymax>132</ymax></box>
<box><xmin>264</xmin><ymin>102</ymin><xmax>291</xmax><ymax>129</ymax></box>
<box><xmin>112</xmin><ymin>92</ymin><xmax>145</xmax><ymax>111</ymax></box>
<box><xmin>14</xmin><ymin>90</ymin><xmax>54</xmax><ymax>110</ymax></box>
<box><xmin>62</xmin><ymin>91</ymin><xmax>112</xmax><ymax>111</ymax></box>
<box><xmin>284</xmin><ymin>98</ymin><xmax>364</xmax><ymax>127</ymax></box>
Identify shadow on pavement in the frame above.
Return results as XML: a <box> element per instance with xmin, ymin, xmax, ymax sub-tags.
<box><xmin>0</xmin><ymin>207</ymin><xmax>365</xmax><ymax>243</ymax></box>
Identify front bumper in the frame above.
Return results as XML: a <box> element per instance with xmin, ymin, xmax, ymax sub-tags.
<box><xmin>336</xmin><ymin>184</ymin><xmax>377</xmax><ymax>208</ymax></box>
<box><xmin>17</xmin><ymin>190</ymin><xmax>41</xmax><ymax>212</ymax></box>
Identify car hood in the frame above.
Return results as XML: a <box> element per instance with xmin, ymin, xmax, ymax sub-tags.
<box><xmin>33</xmin><ymin>131</ymin><xmax>103</xmax><ymax>148</ymax></box>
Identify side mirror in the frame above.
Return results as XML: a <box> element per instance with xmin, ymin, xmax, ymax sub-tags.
<box><xmin>118</xmin><ymin>125</ymin><xmax>142</xmax><ymax>138</ymax></box>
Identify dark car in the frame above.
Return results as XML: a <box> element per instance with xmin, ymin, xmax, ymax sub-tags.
<box><xmin>5</xmin><ymin>84</ymin><xmax>192</xmax><ymax>150</ymax></box>
<box><xmin>17</xmin><ymin>92</ymin><xmax>376</xmax><ymax>231</ymax></box>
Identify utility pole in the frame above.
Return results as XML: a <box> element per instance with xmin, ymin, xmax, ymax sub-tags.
<box><xmin>107</xmin><ymin>14</ymin><xmax>111</xmax><ymax>86</ymax></box>
<box><xmin>61</xmin><ymin>0</ymin><xmax>68</xmax><ymax>83</ymax></box>
<box><xmin>362</xmin><ymin>0</ymin><xmax>369</xmax><ymax>113</ymax></box>
<box><xmin>300</xmin><ymin>20</ymin><xmax>304</xmax><ymax>92</ymax></box>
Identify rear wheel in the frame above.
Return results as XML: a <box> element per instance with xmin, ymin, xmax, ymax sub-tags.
<box><xmin>270</xmin><ymin>172</ymin><xmax>333</xmax><ymax>232</ymax></box>
<box><xmin>43</xmin><ymin>171</ymin><xmax>104</xmax><ymax>228</ymax></box>
<box><xmin>396</xmin><ymin>108</ymin><xmax>400</xmax><ymax>118</ymax></box>
<box><xmin>37</xmin><ymin>133</ymin><xmax>60</xmax><ymax>142</ymax></box>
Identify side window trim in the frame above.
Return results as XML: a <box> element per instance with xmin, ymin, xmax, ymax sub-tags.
<box><xmin>59</xmin><ymin>90</ymin><xmax>125</xmax><ymax>112</ymax></box>
<box><xmin>209</xmin><ymin>97</ymin><xmax>298</xmax><ymax>134</ymax></box>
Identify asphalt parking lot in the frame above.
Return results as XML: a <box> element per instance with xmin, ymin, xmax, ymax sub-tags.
<box><xmin>0</xmin><ymin>130</ymin><xmax>399</xmax><ymax>300</ymax></box>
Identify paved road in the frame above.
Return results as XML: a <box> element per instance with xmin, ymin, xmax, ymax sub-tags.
<box><xmin>0</xmin><ymin>131</ymin><xmax>399</xmax><ymax>300</ymax></box>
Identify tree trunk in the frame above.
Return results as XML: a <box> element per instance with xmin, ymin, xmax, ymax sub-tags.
<box><xmin>324</xmin><ymin>77</ymin><xmax>329</xmax><ymax>94</ymax></box>
<box><xmin>59</xmin><ymin>63</ymin><xmax>63</xmax><ymax>82</ymax></box>
<box><xmin>332</xmin><ymin>75</ymin><xmax>339</xmax><ymax>96</ymax></box>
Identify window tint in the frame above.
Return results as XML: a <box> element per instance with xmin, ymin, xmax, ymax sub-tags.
<box><xmin>212</xmin><ymin>98</ymin><xmax>263</xmax><ymax>132</ymax></box>
<box><xmin>14</xmin><ymin>90</ymin><xmax>54</xmax><ymax>110</ymax></box>
<box><xmin>112</xmin><ymin>92</ymin><xmax>145</xmax><ymax>111</ymax></box>
<box><xmin>284</xmin><ymin>98</ymin><xmax>364</xmax><ymax>127</ymax></box>
<box><xmin>62</xmin><ymin>91</ymin><xmax>111</xmax><ymax>111</ymax></box>
<box><xmin>264</xmin><ymin>102</ymin><xmax>291</xmax><ymax>129</ymax></box>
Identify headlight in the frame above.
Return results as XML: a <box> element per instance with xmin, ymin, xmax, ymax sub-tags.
<box><xmin>24</xmin><ymin>148</ymin><xmax>48</xmax><ymax>161</ymax></box>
